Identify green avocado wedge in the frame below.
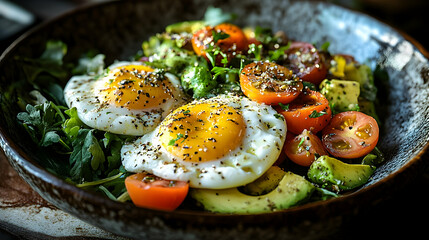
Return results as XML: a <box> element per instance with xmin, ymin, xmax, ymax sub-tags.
<box><xmin>190</xmin><ymin>171</ymin><xmax>315</xmax><ymax>214</ymax></box>
<box><xmin>307</xmin><ymin>155</ymin><xmax>375</xmax><ymax>192</ymax></box>
<box><xmin>165</xmin><ymin>20</ymin><xmax>205</xmax><ymax>34</ymax></box>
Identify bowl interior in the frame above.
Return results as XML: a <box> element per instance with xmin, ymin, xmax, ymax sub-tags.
<box><xmin>1</xmin><ymin>0</ymin><xmax>428</xmax><ymax>239</ymax></box>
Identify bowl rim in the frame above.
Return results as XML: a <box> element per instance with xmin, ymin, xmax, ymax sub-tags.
<box><xmin>0</xmin><ymin>0</ymin><xmax>428</xmax><ymax>222</ymax></box>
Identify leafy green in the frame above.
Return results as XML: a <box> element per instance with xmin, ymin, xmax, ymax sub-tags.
<box><xmin>102</xmin><ymin>132</ymin><xmax>129</xmax><ymax>172</ymax></box>
<box><xmin>212</xmin><ymin>30</ymin><xmax>230</xmax><ymax>43</ymax></box>
<box><xmin>142</xmin><ymin>35</ymin><xmax>206</xmax><ymax>76</ymax></box>
<box><xmin>361</xmin><ymin>147</ymin><xmax>385</xmax><ymax>166</ymax></box>
<box><xmin>319</xmin><ymin>41</ymin><xmax>330</xmax><ymax>52</ymax></box>
<box><xmin>62</xmin><ymin>107</ymin><xmax>85</xmax><ymax>141</ymax></box>
<box><xmin>181</xmin><ymin>66</ymin><xmax>217</xmax><ymax>98</ymax></box>
<box><xmin>16</xmin><ymin>40</ymin><xmax>70</xmax><ymax>106</ymax></box>
<box><xmin>17</xmin><ymin>102</ymin><xmax>70</xmax><ymax>150</ymax></box>
<box><xmin>69</xmin><ymin>129</ymin><xmax>100</xmax><ymax>182</ymax></box>
<box><xmin>17</xmin><ymin>99</ymin><xmax>131</xmax><ymax>198</ymax></box>
<box><xmin>203</xmin><ymin>6</ymin><xmax>236</xmax><ymax>26</ymax></box>
<box><xmin>72</xmin><ymin>52</ymin><xmax>105</xmax><ymax>75</ymax></box>
<box><xmin>268</xmin><ymin>42</ymin><xmax>291</xmax><ymax>61</ymax></box>
<box><xmin>247</xmin><ymin>43</ymin><xmax>263</xmax><ymax>61</ymax></box>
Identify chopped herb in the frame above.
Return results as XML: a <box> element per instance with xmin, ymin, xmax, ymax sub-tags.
<box><xmin>212</xmin><ymin>30</ymin><xmax>230</xmax><ymax>43</ymax></box>
<box><xmin>168</xmin><ymin>133</ymin><xmax>185</xmax><ymax>146</ymax></box>
<box><xmin>309</xmin><ymin>110</ymin><xmax>328</xmax><ymax>118</ymax></box>
<box><xmin>248</xmin><ymin>43</ymin><xmax>263</xmax><ymax>61</ymax></box>
<box><xmin>269</xmin><ymin>42</ymin><xmax>291</xmax><ymax>61</ymax></box>
<box><xmin>274</xmin><ymin>113</ymin><xmax>284</xmax><ymax>120</ymax></box>
<box><xmin>297</xmin><ymin>137</ymin><xmax>306</xmax><ymax>148</ymax></box>
<box><xmin>278</xmin><ymin>103</ymin><xmax>289</xmax><ymax>110</ymax></box>
<box><xmin>319</xmin><ymin>41</ymin><xmax>330</xmax><ymax>52</ymax></box>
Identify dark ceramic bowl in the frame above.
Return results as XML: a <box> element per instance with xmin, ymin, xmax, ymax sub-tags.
<box><xmin>1</xmin><ymin>0</ymin><xmax>428</xmax><ymax>239</ymax></box>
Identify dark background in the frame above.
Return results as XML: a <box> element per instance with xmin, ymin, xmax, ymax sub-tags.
<box><xmin>1</xmin><ymin>0</ymin><xmax>429</xmax><ymax>53</ymax></box>
<box><xmin>1</xmin><ymin>0</ymin><xmax>428</xmax><ymax>239</ymax></box>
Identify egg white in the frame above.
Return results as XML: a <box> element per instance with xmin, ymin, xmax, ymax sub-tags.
<box><xmin>63</xmin><ymin>61</ymin><xmax>188</xmax><ymax>136</ymax></box>
<box><xmin>121</xmin><ymin>95</ymin><xmax>287</xmax><ymax>189</ymax></box>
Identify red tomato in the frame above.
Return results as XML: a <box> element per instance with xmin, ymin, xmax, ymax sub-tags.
<box><xmin>284</xmin><ymin>129</ymin><xmax>328</xmax><ymax>167</ymax></box>
<box><xmin>284</xmin><ymin>41</ymin><xmax>327</xmax><ymax>85</ymax></box>
<box><xmin>276</xmin><ymin>89</ymin><xmax>332</xmax><ymax>134</ymax></box>
<box><xmin>191</xmin><ymin>23</ymin><xmax>248</xmax><ymax>66</ymax></box>
<box><xmin>322</xmin><ymin>111</ymin><xmax>379</xmax><ymax>159</ymax></box>
<box><xmin>240</xmin><ymin>61</ymin><xmax>303</xmax><ymax>105</ymax></box>
<box><xmin>125</xmin><ymin>173</ymin><xmax>189</xmax><ymax>211</ymax></box>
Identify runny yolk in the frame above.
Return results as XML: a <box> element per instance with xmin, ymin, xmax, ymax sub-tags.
<box><xmin>159</xmin><ymin>102</ymin><xmax>245</xmax><ymax>162</ymax></box>
<box><xmin>98</xmin><ymin>65</ymin><xmax>173</xmax><ymax>110</ymax></box>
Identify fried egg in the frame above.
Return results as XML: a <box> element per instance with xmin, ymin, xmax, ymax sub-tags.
<box><xmin>121</xmin><ymin>95</ymin><xmax>287</xmax><ymax>189</ymax></box>
<box><xmin>63</xmin><ymin>61</ymin><xmax>188</xmax><ymax>135</ymax></box>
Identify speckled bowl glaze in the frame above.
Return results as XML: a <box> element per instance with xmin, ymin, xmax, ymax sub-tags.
<box><xmin>0</xmin><ymin>0</ymin><xmax>428</xmax><ymax>239</ymax></box>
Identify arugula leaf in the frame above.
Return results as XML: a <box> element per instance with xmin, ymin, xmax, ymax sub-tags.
<box><xmin>69</xmin><ymin>129</ymin><xmax>105</xmax><ymax>182</ymax></box>
<box><xmin>211</xmin><ymin>66</ymin><xmax>240</xmax><ymax>79</ymax></box>
<box><xmin>40</xmin><ymin>40</ymin><xmax>67</xmax><ymax>64</ymax></box>
<box><xmin>102</xmin><ymin>132</ymin><xmax>127</xmax><ymax>172</ymax></box>
<box><xmin>89</xmin><ymin>137</ymin><xmax>105</xmax><ymax>171</ymax></box>
<box><xmin>69</xmin><ymin>129</ymin><xmax>94</xmax><ymax>182</ymax></box>
<box><xmin>42</xmin><ymin>131</ymin><xmax>61</xmax><ymax>147</ymax></box>
<box><xmin>181</xmin><ymin>66</ymin><xmax>217</xmax><ymax>99</ymax></box>
<box><xmin>212</xmin><ymin>30</ymin><xmax>230</xmax><ymax>43</ymax></box>
<box><xmin>62</xmin><ymin>107</ymin><xmax>85</xmax><ymax>142</ymax></box>
<box><xmin>203</xmin><ymin>6</ymin><xmax>236</xmax><ymax>26</ymax></box>
<box><xmin>17</xmin><ymin>102</ymin><xmax>70</xmax><ymax>150</ymax></box>
<box><xmin>269</xmin><ymin>42</ymin><xmax>291</xmax><ymax>61</ymax></box>
<box><xmin>248</xmin><ymin>43</ymin><xmax>263</xmax><ymax>61</ymax></box>
<box><xmin>72</xmin><ymin>53</ymin><xmax>105</xmax><ymax>75</ymax></box>
<box><xmin>15</xmin><ymin>40</ymin><xmax>70</xmax><ymax>106</ymax></box>
<box><xmin>319</xmin><ymin>41</ymin><xmax>330</xmax><ymax>52</ymax></box>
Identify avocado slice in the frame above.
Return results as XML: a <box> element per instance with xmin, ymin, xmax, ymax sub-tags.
<box><xmin>165</xmin><ymin>20</ymin><xmax>205</xmax><ymax>34</ymax></box>
<box><xmin>240</xmin><ymin>166</ymin><xmax>286</xmax><ymax>196</ymax></box>
<box><xmin>308</xmin><ymin>155</ymin><xmax>375</xmax><ymax>192</ymax></box>
<box><xmin>190</xmin><ymin>171</ymin><xmax>315</xmax><ymax>214</ymax></box>
<box><xmin>319</xmin><ymin>79</ymin><xmax>360</xmax><ymax>113</ymax></box>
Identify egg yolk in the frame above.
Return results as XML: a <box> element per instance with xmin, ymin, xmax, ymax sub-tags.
<box><xmin>159</xmin><ymin>102</ymin><xmax>245</xmax><ymax>162</ymax></box>
<box><xmin>98</xmin><ymin>65</ymin><xmax>173</xmax><ymax>110</ymax></box>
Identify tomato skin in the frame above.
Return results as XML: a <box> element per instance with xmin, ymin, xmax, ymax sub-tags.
<box><xmin>240</xmin><ymin>61</ymin><xmax>303</xmax><ymax>105</ymax></box>
<box><xmin>276</xmin><ymin>89</ymin><xmax>331</xmax><ymax>134</ymax></box>
<box><xmin>125</xmin><ymin>173</ymin><xmax>189</xmax><ymax>211</ymax></box>
<box><xmin>322</xmin><ymin>111</ymin><xmax>379</xmax><ymax>159</ymax></box>
<box><xmin>284</xmin><ymin>41</ymin><xmax>327</xmax><ymax>85</ymax></box>
<box><xmin>191</xmin><ymin>23</ymin><xmax>248</xmax><ymax>66</ymax></box>
<box><xmin>284</xmin><ymin>129</ymin><xmax>328</xmax><ymax>167</ymax></box>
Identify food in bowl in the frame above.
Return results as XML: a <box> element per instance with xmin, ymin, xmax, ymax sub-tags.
<box><xmin>15</xmin><ymin>7</ymin><xmax>384</xmax><ymax>214</ymax></box>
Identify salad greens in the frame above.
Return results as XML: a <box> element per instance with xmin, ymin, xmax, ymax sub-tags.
<box><xmin>15</xmin><ymin>40</ymin><xmax>131</xmax><ymax>201</ymax></box>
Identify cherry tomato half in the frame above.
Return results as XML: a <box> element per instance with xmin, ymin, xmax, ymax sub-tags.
<box><xmin>276</xmin><ymin>89</ymin><xmax>332</xmax><ymax>134</ymax></box>
<box><xmin>240</xmin><ymin>61</ymin><xmax>303</xmax><ymax>105</ymax></box>
<box><xmin>322</xmin><ymin>111</ymin><xmax>379</xmax><ymax>159</ymax></box>
<box><xmin>191</xmin><ymin>23</ymin><xmax>248</xmax><ymax>66</ymax></box>
<box><xmin>284</xmin><ymin>41</ymin><xmax>327</xmax><ymax>85</ymax></box>
<box><xmin>125</xmin><ymin>173</ymin><xmax>189</xmax><ymax>211</ymax></box>
<box><xmin>284</xmin><ymin>129</ymin><xmax>328</xmax><ymax>167</ymax></box>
